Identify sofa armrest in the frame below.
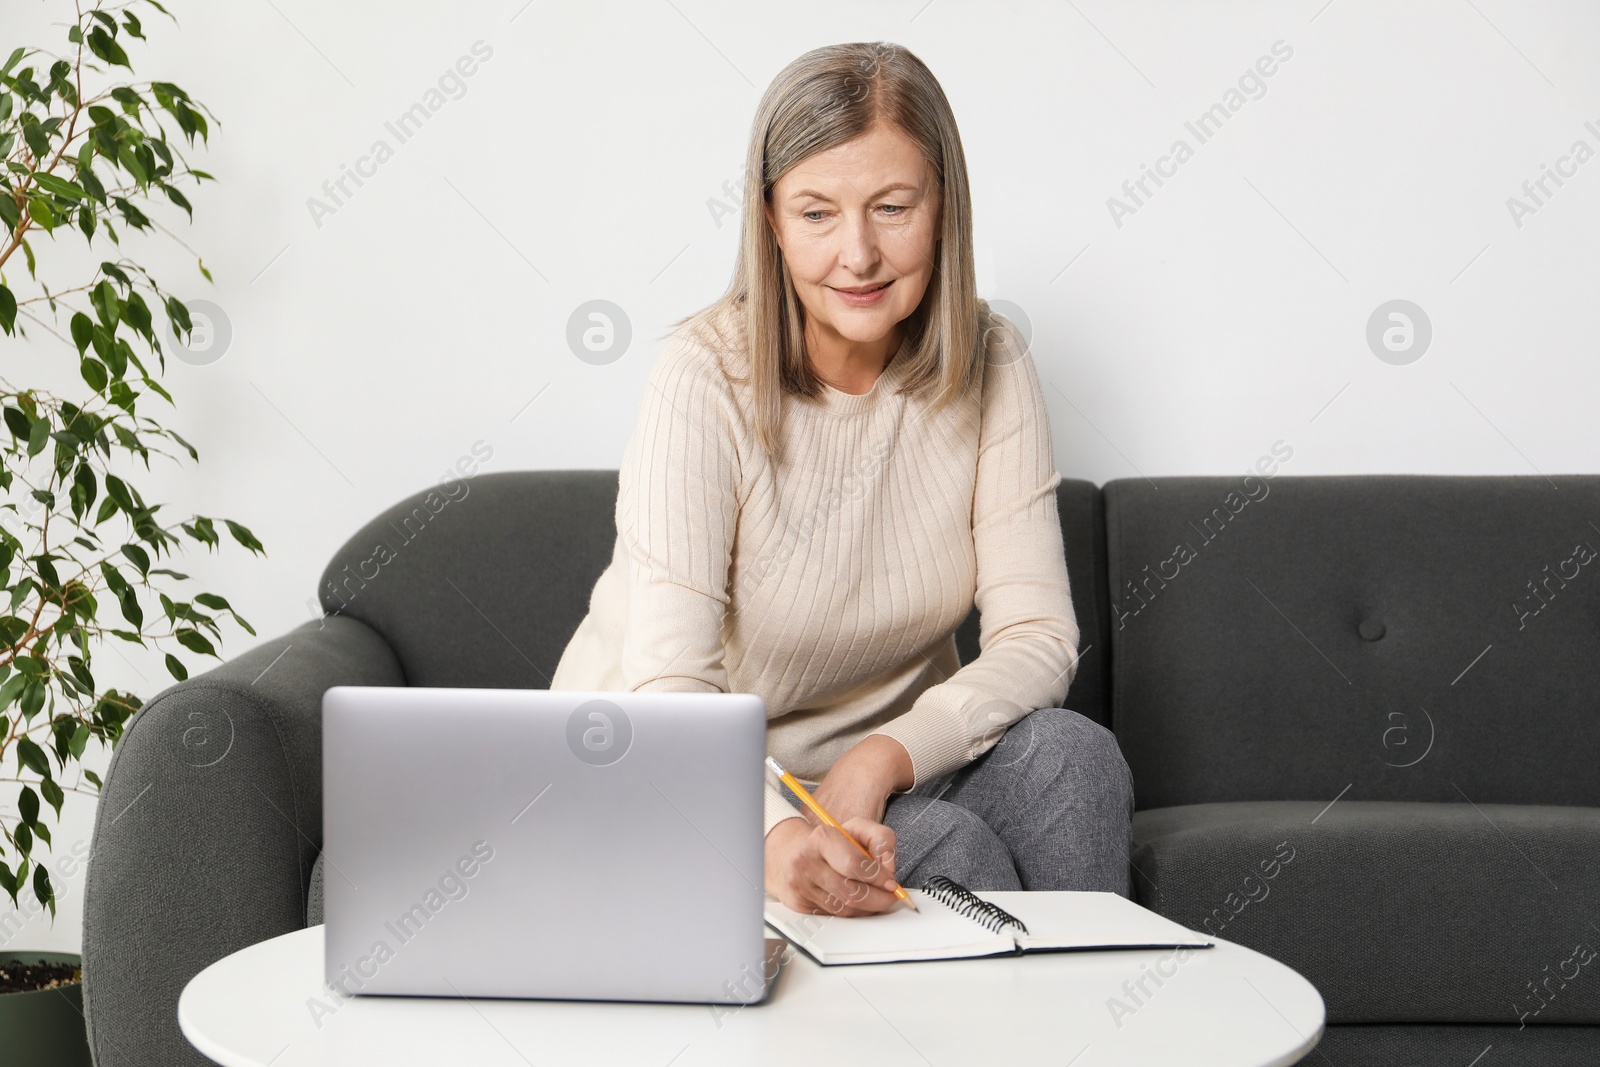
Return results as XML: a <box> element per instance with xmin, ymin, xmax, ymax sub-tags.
<box><xmin>81</xmin><ymin>614</ymin><xmax>404</xmax><ymax>1067</ymax></box>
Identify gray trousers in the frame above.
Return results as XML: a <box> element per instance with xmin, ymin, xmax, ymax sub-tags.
<box><xmin>882</xmin><ymin>707</ymin><xmax>1135</xmax><ymax>897</ymax></box>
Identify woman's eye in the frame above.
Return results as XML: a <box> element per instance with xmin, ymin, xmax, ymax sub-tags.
<box><xmin>803</xmin><ymin>210</ymin><xmax>827</xmax><ymax>222</ymax></box>
<box><xmin>880</xmin><ymin>204</ymin><xmax>906</xmax><ymax>216</ymax></box>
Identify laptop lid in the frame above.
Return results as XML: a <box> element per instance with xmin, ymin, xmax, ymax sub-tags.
<box><xmin>321</xmin><ymin>686</ymin><xmax>773</xmax><ymax>1004</ymax></box>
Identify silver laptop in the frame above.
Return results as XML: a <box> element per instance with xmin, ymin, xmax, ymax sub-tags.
<box><xmin>321</xmin><ymin>686</ymin><xmax>783</xmax><ymax>1005</ymax></box>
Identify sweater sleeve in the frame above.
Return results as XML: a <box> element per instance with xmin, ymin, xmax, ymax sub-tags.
<box><xmin>617</xmin><ymin>336</ymin><xmax>739</xmax><ymax>693</ymax></box>
<box><xmin>868</xmin><ymin>314</ymin><xmax>1081</xmax><ymax>789</ymax></box>
<box><xmin>763</xmin><ymin>769</ymin><xmax>807</xmax><ymax>838</ymax></box>
<box><xmin>616</xmin><ymin>335</ymin><xmax>806</xmax><ymax>835</ymax></box>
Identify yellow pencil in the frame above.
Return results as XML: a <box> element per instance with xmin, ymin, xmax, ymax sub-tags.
<box><xmin>766</xmin><ymin>756</ymin><xmax>919</xmax><ymax>913</ymax></box>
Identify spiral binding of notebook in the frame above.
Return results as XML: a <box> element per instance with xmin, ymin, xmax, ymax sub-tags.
<box><xmin>920</xmin><ymin>875</ymin><xmax>1030</xmax><ymax>936</ymax></box>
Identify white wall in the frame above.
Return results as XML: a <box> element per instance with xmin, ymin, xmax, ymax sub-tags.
<box><xmin>2</xmin><ymin>0</ymin><xmax>1596</xmax><ymax>953</ymax></box>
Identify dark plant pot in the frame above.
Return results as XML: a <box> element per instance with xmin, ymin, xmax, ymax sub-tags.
<box><xmin>0</xmin><ymin>950</ymin><xmax>94</xmax><ymax>1067</ymax></box>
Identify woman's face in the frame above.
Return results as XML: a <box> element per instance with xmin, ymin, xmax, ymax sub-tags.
<box><xmin>764</xmin><ymin>119</ymin><xmax>942</xmax><ymax>352</ymax></box>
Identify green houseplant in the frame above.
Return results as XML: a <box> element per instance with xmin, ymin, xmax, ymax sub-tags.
<box><xmin>1</xmin><ymin>2</ymin><xmax>262</xmax><ymax>1057</ymax></box>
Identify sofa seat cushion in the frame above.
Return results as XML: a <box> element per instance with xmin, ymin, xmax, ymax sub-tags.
<box><xmin>1131</xmin><ymin>800</ymin><xmax>1600</xmax><ymax>1025</ymax></box>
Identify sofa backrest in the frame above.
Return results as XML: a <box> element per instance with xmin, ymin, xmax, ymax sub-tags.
<box><xmin>318</xmin><ymin>469</ymin><xmax>621</xmax><ymax>689</ymax></box>
<box><xmin>1105</xmin><ymin>473</ymin><xmax>1600</xmax><ymax>810</ymax></box>
<box><xmin>318</xmin><ymin>470</ymin><xmax>1114</xmax><ymax>726</ymax></box>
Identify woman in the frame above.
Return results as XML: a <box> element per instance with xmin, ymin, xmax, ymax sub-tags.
<box><xmin>551</xmin><ymin>41</ymin><xmax>1133</xmax><ymax>917</ymax></box>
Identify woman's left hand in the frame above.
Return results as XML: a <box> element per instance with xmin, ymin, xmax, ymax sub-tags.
<box><xmin>809</xmin><ymin>735</ymin><xmax>914</xmax><ymax>830</ymax></box>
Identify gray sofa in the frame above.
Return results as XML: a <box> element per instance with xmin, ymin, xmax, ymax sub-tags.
<box><xmin>81</xmin><ymin>469</ymin><xmax>1600</xmax><ymax>1065</ymax></box>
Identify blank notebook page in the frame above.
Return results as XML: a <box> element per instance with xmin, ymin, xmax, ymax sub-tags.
<box><xmin>763</xmin><ymin>889</ymin><xmax>1012</xmax><ymax>963</ymax></box>
<box><xmin>982</xmin><ymin>891</ymin><xmax>1213</xmax><ymax>950</ymax></box>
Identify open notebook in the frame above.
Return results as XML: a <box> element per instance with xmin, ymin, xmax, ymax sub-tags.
<box><xmin>764</xmin><ymin>875</ymin><xmax>1214</xmax><ymax>966</ymax></box>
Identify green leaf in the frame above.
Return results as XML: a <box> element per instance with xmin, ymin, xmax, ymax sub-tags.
<box><xmin>120</xmin><ymin>541</ymin><xmax>150</xmax><ymax>575</ymax></box>
<box><xmin>161</xmin><ymin>183</ymin><xmax>192</xmax><ymax>219</ymax></box>
<box><xmin>33</xmin><ymin>864</ymin><xmax>53</xmax><ymax>918</ymax></box>
<box><xmin>50</xmin><ymin>715</ymin><xmax>77</xmax><ymax>762</ymax></box>
<box><xmin>21</xmin><ymin>121</ymin><xmax>51</xmax><ymax>162</ymax></box>
<box><xmin>123</xmin><ymin>290</ymin><xmax>152</xmax><ymax>336</ymax></box>
<box><xmin>1</xmin><ymin>48</ymin><xmax>25</xmax><ymax>78</ymax></box>
<box><xmin>33</xmin><ymin>172</ymin><xmax>86</xmax><ymax>200</ymax></box>
<box><xmin>167</xmin><ymin>428</ymin><xmax>198</xmax><ymax>461</ymax></box>
<box><xmin>164</xmin><ymin>652</ymin><xmax>186</xmax><ymax>681</ymax></box>
<box><xmin>117</xmin><ymin>586</ymin><xmax>143</xmax><ymax>628</ymax></box>
<box><xmin>116</xmin><ymin>143</ymin><xmax>149</xmax><ymax>187</ymax></box>
<box><xmin>89</xmin><ymin>321</ymin><xmax>112</xmax><ymax>362</ymax></box>
<box><xmin>107</xmin><ymin>380</ymin><xmax>136</xmax><ymax>414</ymax></box>
<box><xmin>16</xmin><ymin>735</ymin><xmax>51</xmax><ymax>777</ymax></box>
<box><xmin>84</xmin><ymin>769</ymin><xmax>103</xmax><ymax>789</ymax></box>
<box><xmin>100</xmin><ymin>561</ymin><xmax>128</xmax><ymax>594</ymax></box>
<box><xmin>68</xmin><ymin>655</ymin><xmax>94</xmax><ymax>690</ymax></box>
<box><xmin>27</xmin><ymin>416</ymin><xmax>49</xmax><ymax>457</ymax></box>
<box><xmin>112</xmin><ymin>423</ymin><xmax>144</xmax><ymax>459</ymax></box>
<box><xmin>225</xmin><ymin>520</ymin><xmax>265</xmax><ymax>555</ymax></box>
<box><xmin>194</xmin><ymin>593</ymin><xmax>230</xmax><ymax>611</ymax></box>
<box><xmin>3</xmin><ymin>406</ymin><xmax>30</xmax><ymax>439</ymax></box>
<box><xmin>109</xmin><ymin>86</ymin><xmax>143</xmax><ymax>113</ymax></box>
<box><xmin>67</xmin><ymin>724</ymin><xmax>89</xmax><ymax>761</ymax></box>
<box><xmin>91</xmin><ymin>279</ymin><xmax>120</xmax><ymax>330</ymax></box>
<box><xmin>0</xmin><ymin>282</ymin><xmax>14</xmax><ymax>335</ymax></box>
<box><xmin>86</xmin><ymin>27</ymin><xmax>131</xmax><ymax>69</ymax></box>
<box><xmin>40</xmin><ymin>776</ymin><xmax>65</xmax><ymax>816</ymax></box>
<box><xmin>74</xmin><ymin>463</ymin><xmax>97</xmax><ymax>511</ymax></box>
<box><xmin>175</xmin><ymin>627</ymin><xmax>216</xmax><ymax>657</ymax></box>
<box><xmin>26</xmin><ymin>196</ymin><xmax>57</xmax><ymax>232</ymax></box>
<box><xmin>70</xmin><ymin>311</ymin><xmax>94</xmax><ymax>354</ymax></box>
<box><xmin>164</xmin><ymin>295</ymin><xmax>191</xmax><ymax>336</ymax></box>
<box><xmin>19</xmin><ymin>680</ymin><xmax>45</xmax><ymax>719</ymax></box>
<box><xmin>8</xmin><ymin>579</ymin><xmax>34</xmax><ymax>613</ymax></box>
<box><xmin>183</xmin><ymin>517</ymin><xmax>216</xmax><ymax>547</ymax></box>
<box><xmin>99</xmin><ymin>261</ymin><xmax>132</xmax><ymax>287</ymax></box>
<box><xmin>80</xmin><ymin>356</ymin><xmax>108</xmax><ymax>393</ymax></box>
<box><xmin>104</xmin><ymin>474</ymin><xmax>136</xmax><ymax>515</ymax></box>
<box><xmin>17</xmin><ymin>785</ymin><xmax>38</xmax><ymax>825</ymax></box>
<box><xmin>76</xmin><ymin>163</ymin><xmax>107</xmax><ymax>204</ymax></box>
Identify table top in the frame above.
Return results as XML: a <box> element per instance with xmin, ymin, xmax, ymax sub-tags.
<box><xmin>179</xmin><ymin>924</ymin><xmax>1324</xmax><ymax>1067</ymax></box>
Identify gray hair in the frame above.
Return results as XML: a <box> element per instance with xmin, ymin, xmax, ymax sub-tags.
<box><xmin>668</xmin><ymin>41</ymin><xmax>993</xmax><ymax>464</ymax></box>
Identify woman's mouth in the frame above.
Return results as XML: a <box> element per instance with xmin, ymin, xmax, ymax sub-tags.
<box><xmin>832</xmin><ymin>280</ymin><xmax>893</xmax><ymax>305</ymax></box>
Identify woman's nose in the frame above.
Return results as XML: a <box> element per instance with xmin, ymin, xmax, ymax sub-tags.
<box><xmin>839</xmin><ymin>214</ymin><xmax>881</xmax><ymax>271</ymax></box>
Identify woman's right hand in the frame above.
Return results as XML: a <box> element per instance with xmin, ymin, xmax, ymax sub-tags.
<box><xmin>763</xmin><ymin>815</ymin><xmax>904</xmax><ymax>917</ymax></box>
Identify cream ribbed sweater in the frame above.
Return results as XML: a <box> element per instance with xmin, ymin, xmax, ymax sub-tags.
<box><xmin>550</xmin><ymin>308</ymin><xmax>1080</xmax><ymax>837</ymax></box>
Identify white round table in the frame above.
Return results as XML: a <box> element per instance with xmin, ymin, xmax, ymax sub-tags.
<box><xmin>179</xmin><ymin>925</ymin><xmax>1324</xmax><ymax>1066</ymax></box>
